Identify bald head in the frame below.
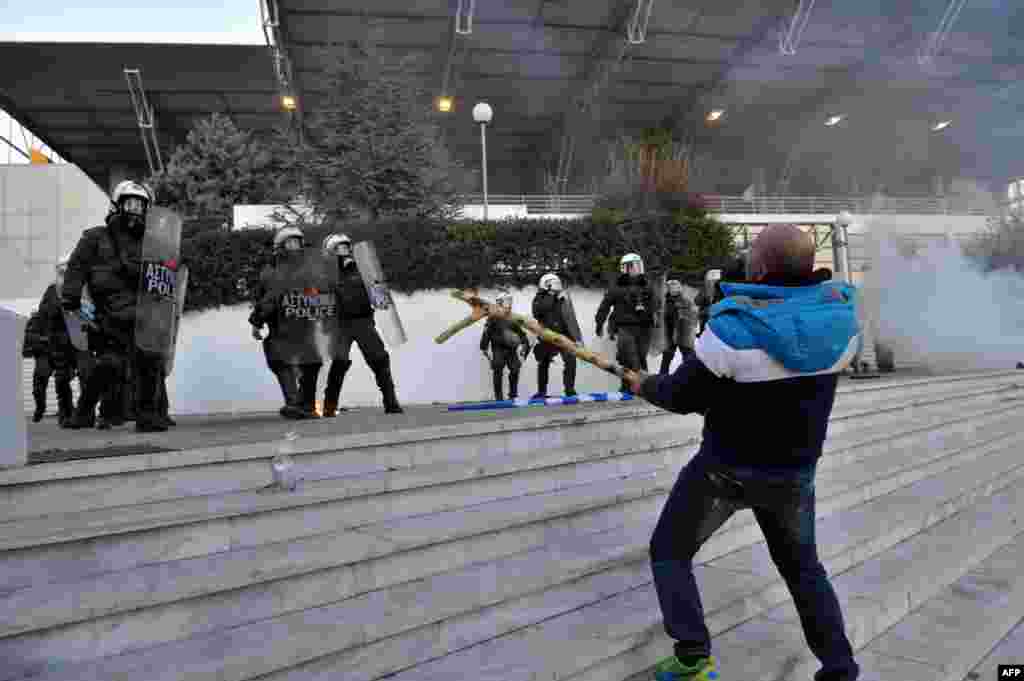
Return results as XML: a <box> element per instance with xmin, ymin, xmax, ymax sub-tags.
<box><xmin>748</xmin><ymin>224</ymin><xmax>816</xmax><ymax>282</ymax></box>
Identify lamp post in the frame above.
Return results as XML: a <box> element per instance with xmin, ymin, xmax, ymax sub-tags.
<box><xmin>834</xmin><ymin>210</ymin><xmax>853</xmax><ymax>284</ymax></box>
<box><xmin>472</xmin><ymin>102</ymin><xmax>493</xmax><ymax>220</ymax></box>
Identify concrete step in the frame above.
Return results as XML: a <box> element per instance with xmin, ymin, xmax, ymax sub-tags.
<box><xmin>964</xmin><ymin>614</ymin><xmax>1024</xmax><ymax>681</ymax></box>
<box><xmin>346</xmin><ymin>431</ymin><xmax>1024</xmax><ymax>681</ymax></box>
<box><xmin>3</xmin><ymin>388</ymin><xmax>1016</xmax><ymax>622</ymax></box>
<box><xmin>0</xmin><ymin>403</ymin><xmax>678</xmax><ymax>520</ymax></box>
<box><xmin>2</xmin><ymin>393</ymin><xmax>1015</xmax><ymax>643</ymax></box>
<box><xmin>851</xmin><ymin>532</ymin><xmax>1024</xmax><ymax>681</ymax></box>
<box><xmin>4</xmin><ymin>372</ymin><xmax>1016</xmax><ymax>521</ymax></box>
<box><xmin>6</xmin><ymin>405</ymin><xmax>1011</xmax><ymax>663</ymax></box>
<box><xmin>9</xmin><ymin>404</ymin><xmax>1024</xmax><ymax>680</ymax></box>
<box><xmin>4</xmin><ymin>381</ymin><xmax>1016</xmax><ymax>560</ymax></box>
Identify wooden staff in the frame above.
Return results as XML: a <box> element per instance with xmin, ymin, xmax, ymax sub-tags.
<box><xmin>437</xmin><ymin>289</ymin><xmax>628</xmax><ymax>380</ymax></box>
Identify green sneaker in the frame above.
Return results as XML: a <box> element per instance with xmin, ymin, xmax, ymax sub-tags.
<box><xmin>653</xmin><ymin>654</ymin><xmax>719</xmax><ymax>680</ymax></box>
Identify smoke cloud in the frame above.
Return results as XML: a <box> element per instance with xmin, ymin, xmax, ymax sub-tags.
<box><xmin>866</xmin><ymin>218</ymin><xmax>1024</xmax><ymax>371</ymax></box>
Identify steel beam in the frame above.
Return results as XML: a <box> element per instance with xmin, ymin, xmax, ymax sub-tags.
<box><xmin>551</xmin><ymin>0</ymin><xmax>656</xmax><ymax>193</ymax></box>
<box><xmin>123</xmin><ymin>68</ymin><xmax>164</xmax><ymax>175</ymax></box>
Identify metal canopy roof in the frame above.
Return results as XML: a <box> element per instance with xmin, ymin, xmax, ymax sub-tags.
<box><xmin>0</xmin><ymin>42</ymin><xmax>283</xmax><ymax>190</ymax></box>
<box><xmin>276</xmin><ymin>0</ymin><xmax>1024</xmax><ymax>194</ymax></box>
<box><xmin>2</xmin><ymin>0</ymin><xmax>1022</xmax><ymax>197</ymax></box>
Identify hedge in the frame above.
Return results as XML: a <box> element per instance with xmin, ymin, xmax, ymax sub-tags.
<box><xmin>179</xmin><ymin>213</ymin><xmax>738</xmax><ymax>313</ymax></box>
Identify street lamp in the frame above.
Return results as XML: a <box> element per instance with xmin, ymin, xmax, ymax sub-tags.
<box><xmin>834</xmin><ymin>210</ymin><xmax>853</xmax><ymax>283</ymax></box>
<box><xmin>472</xmin><ymin>102</ymin><xmax>493</xmax><ymax>220</ymax></box>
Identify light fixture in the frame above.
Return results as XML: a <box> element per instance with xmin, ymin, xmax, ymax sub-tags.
<box><xmin>281</xmin><ymin>94</ymin><xmax>297</xmax><ymax>112</ymax></box>
<box><xmin>932</xmin><ymin>120</ymin><xmax>952</xmax><ymax>131</ymax></box>
<box><xmin>706</xmin><ymin>109</ymin><xmax>724</xmax><ymax>122</ymax></box>
<box><xmin>825</xmin><ymin>114</ymin><xmax>844</xmax><ymax>127</ymax></box>
<box><xmin>472</xmin><ymin>102</ymin><xmax>493</xmax><ymax>124</ymax></box>
<box><xmin>437</xmin><ymin>96</ymin><xmax>453</xmax><ymax>113</ymax></box>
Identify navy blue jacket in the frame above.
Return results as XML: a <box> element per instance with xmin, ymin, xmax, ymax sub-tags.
<box><xmin>639</xmin><ymin>274</ymin><xmax>860</xmax><ymax>471</ymax></box>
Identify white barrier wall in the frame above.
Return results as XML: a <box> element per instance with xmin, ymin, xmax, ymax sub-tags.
<box><xmin>1</xmin><ymin>307</ymin><xmax>28</xmax><ymax>467</ymax></box>
<box><xmin>166</xmin><ymin>287</ymin><xmax>690</xmax><ymax>414</ymax></box>
<box><xmin>0</xmin><ymin>165</ymin><xmax>110</xmax><ymax>303</ymax></box>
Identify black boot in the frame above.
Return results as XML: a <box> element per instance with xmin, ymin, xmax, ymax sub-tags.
<box><xmin>508</xmin><ymin>368</ymin><xmax>520</xmax><ymax>400</ymax></box>
<box><xmin>492</xmin><ymin>368</ymin><xmax>504</xmax><ymax>401</ymax></box>
<box><xmin>56</xmin><ymin>376</ymin><xmax>74</xmax><ymax>427</ymax></box>
<box><xmin>32</xmin><ymin>375</ymin><xmax>47</xmax><ymax>422</ymax></box>
<box><xmin>372</xmin><ymin>361</ymin><xmax>403</xmax><ymax>414</ymax></box>
<box><xmin>66</xmin><ymin>367</ymin><xmax>108</xmax><ymax>429</ymax></box>
<box><xmin>277</xmin><ymin>366</ymin><xmax>307</xmax><ymax>419</ymax></box>
<box><xmin>532</xmin><ymin>362</ymin><xmax>549</xmax><ymax>400</ymax></box>
<box><xmin>299</xmin><ymin>364</ymin><xmax>321</xmax><ymax>418</ymax></box>
<box><xmin>323</xmin><ymin>359</ymin><xmax>351</xmax><ymax>417</ymax></box>
<box><xmin>563</xmin><ymin>357</ymin><xmax>578</xmax><ymax>397</ymax></box>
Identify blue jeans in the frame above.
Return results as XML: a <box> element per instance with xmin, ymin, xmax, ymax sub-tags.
<box><xmin>649</xmin><ymin>453</ymin><xmax>859</xmax><ymax>681</ymax></box>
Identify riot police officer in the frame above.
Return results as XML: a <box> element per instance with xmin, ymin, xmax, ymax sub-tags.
<box><xmin>61</xmin><ymin>180</ymin><xmax>167</xmax><ymax>432</ymax></box>
<box><xmin>531</xmin><ymin>273</ymin><xmax>582</xmax><ymax>399</ymax></box>
<box><xmin>249</xmin><ymin>225</ymin><xmax>325</xmax><ymax>419</ymax></box>
<box><xmin>595</xmin><ymin>253</ymin><xmax>660</xmax><ymax>392</ymax></box>
<box><xmin>321</xmin><ymin>233</ymin><xmax>403</xmax><ymax>415</ymax></box>
<box><xmin>480</xmin><ymin>290</ymin><xmax>530</xmax><ymax>400</ymax></box>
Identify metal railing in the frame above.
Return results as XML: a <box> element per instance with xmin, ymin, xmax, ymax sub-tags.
<box><xmin>461</xmin><ymin>194</ymin><xmax>995</xmax><ymax>216</ymax></box>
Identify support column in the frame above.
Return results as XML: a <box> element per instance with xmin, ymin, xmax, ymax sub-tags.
<box><xmin>1</xmin><ymin>306</ymin><xmax>28</xmax><ymax>468</ymax></box>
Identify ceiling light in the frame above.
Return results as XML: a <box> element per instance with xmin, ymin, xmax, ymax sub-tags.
<box><xmin>437</xmin><ymin>96</ymin><xmax>453</xmax><ymax>113</ymax></box>
<box><xmin>281</xmin><ymin>94</ymin><xmax>297</xmax><ymax>112</ymax></box>
<box><xmin>932</xmin><ymin>120</ymin><xmax>952</xmax><ymax>131</ymax></box>
<box><xmin>825</xmin><ymin>115</ymin><xmax>844</xmax><ymax>127</ymax></box>
<box><xmin>706</xmin><ymin>109</ymin><xmax>724</xmax><ymax>122</ymax></box>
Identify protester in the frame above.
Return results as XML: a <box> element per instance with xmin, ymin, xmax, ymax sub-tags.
<box><xmin>622</xmin><ymin>224</ymin><xmax>862</xmax><ymax>681</ymax></box>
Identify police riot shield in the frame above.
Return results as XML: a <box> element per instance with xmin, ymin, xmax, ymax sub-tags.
<box><xmin>560</xmin><ymin>292</ymin><xmax>583</xmax><ymax>344</ymax></box>
<box><xmin>164</xmin><ymin>265</ymin><xmax>189</xmax><ymax>376</ymax></box>
<box><xmin>648</xmin><ymin>271</ymin><xmax>668</xmax><ymax>356</ymax></box>
<box><xmin>352</xmin><ymin>241</ymin><xmax>407</xmax><ymax>348</ymax></box>
<box><xmin>135</xmin><ymin>207</ymin><xmax>183</xmax><ymax>358</ymax></box>
<box><xmin>264</xmin><ymin>249</ymin><xmax>337</xmax><ymax>365</ymax></box>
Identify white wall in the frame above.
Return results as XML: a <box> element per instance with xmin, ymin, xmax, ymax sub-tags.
<box><xmin>166</xmin><ymin>287</ymin><xmax>687</xmax><ymax>414</ymax></box>
<box><xmin>232</xmin><ymin>204</ymin><xmax>321</xmax><ymax>230</ymax></box>
<box><xmin>0</xmin><ymin>165</ymin><xmax>110</xmax><ymax>303</ymax></box>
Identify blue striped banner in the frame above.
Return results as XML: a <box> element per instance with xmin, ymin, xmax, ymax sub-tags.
<box><xmin>447</xmin><ymin>391</ymin><xmax>635</xmax><ymax>411</ymax></box>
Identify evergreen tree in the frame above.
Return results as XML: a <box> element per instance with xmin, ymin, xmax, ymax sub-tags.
<box><xmin>149</xmin><ymin>113</ymin><xmax>291</xmax><ymax>229</ymax></box>
<box><xmin>279</xmin><ymin>42</ymin><xmax>465</xmax><ymax>222</ymax></box>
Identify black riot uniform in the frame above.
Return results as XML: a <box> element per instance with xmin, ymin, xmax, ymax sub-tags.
<box><xmin>248</xmin><ymin>255</ymin><xmax>324</xmax><ymax>420</ymax></box>
<box><xmin>659</xmin><ymin>290</ymin><xmax>698</xmax><ymax>374</ymax></box>
<box><xmin>40</xmin><ymin>284</ymin><xmax>78</xmax><ymax>425</ymax></box>
<box><xmin>480</xmin><ymin>317</ymin><xmax>530</xmax><ymax>400</ymax></box>
<box><xmin>322</xmin><ymin>257</ymin><xmax>403</xmax><ymax>415</ymax></box>
<box><xmin>595</xmin><ymin>274</ymin><xmax>659</xmax><ymax>390</ymax></box>
<box><xmin>60</xmin><ymin>213</ymin><xmax>166</xmax><ymax>432</ymax></box>
<box><xmin>23</xmin><ymin>296</ymin><xmax>65</xmax><ymax>423</ymax></box>
<box><xmin>531</xmin><ymin>290</ymin><xmax>580</xmax><ymax>398</ymax></box>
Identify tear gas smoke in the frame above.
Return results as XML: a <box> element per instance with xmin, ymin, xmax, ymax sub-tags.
<box><xmin>166</xmin><ymin>288</ymin><xmax>678</xmax><ymax>414</ymax></box>
<box><xmin>865</xmin><ymin>218</ymin><xmax>1024</xmax><ymax>372</ymax></box>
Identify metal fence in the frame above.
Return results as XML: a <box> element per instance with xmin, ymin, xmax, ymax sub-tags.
<box><xmin>461</xmin><ymin>194</ymin><xmax>995</xmax><ymax>216</ymax></box>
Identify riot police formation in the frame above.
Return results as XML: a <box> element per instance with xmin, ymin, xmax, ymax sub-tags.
<box><xmin>531</xmin><ymin>273</ymin><xmax>583</xmax><ymax>398</ymax></box>
<box><xmin>594</xmin><ymin>253</ymin><xmax>661</xmax><ymax>392</ymax></box>
<box><xmin>321</xmin><ymin>233</ymin><xmax>404</xmax><ymax>415</ymax></box>
<box><xmin>23</xmin><ymin>260</ymin><xmax>78</xmax><ymax>426</ymax></box>
<box><xmin>249</xmin><ymin>226</ymin><xmax>330</xmax><ymax>420</ymax></box>
<box><xmin>60</xmin><ymin>180</ymin><xmax>174</xmax><ymax>432</ymax></box>
<box><xmin>480</xmin><ymin>290</ymin><xmax>530</xmax><ymax>400</ymax></box>
<box><xmin>659</xmin><ymin>279</ymin><xmax>698</xmax><ymax>374</ymax></box>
